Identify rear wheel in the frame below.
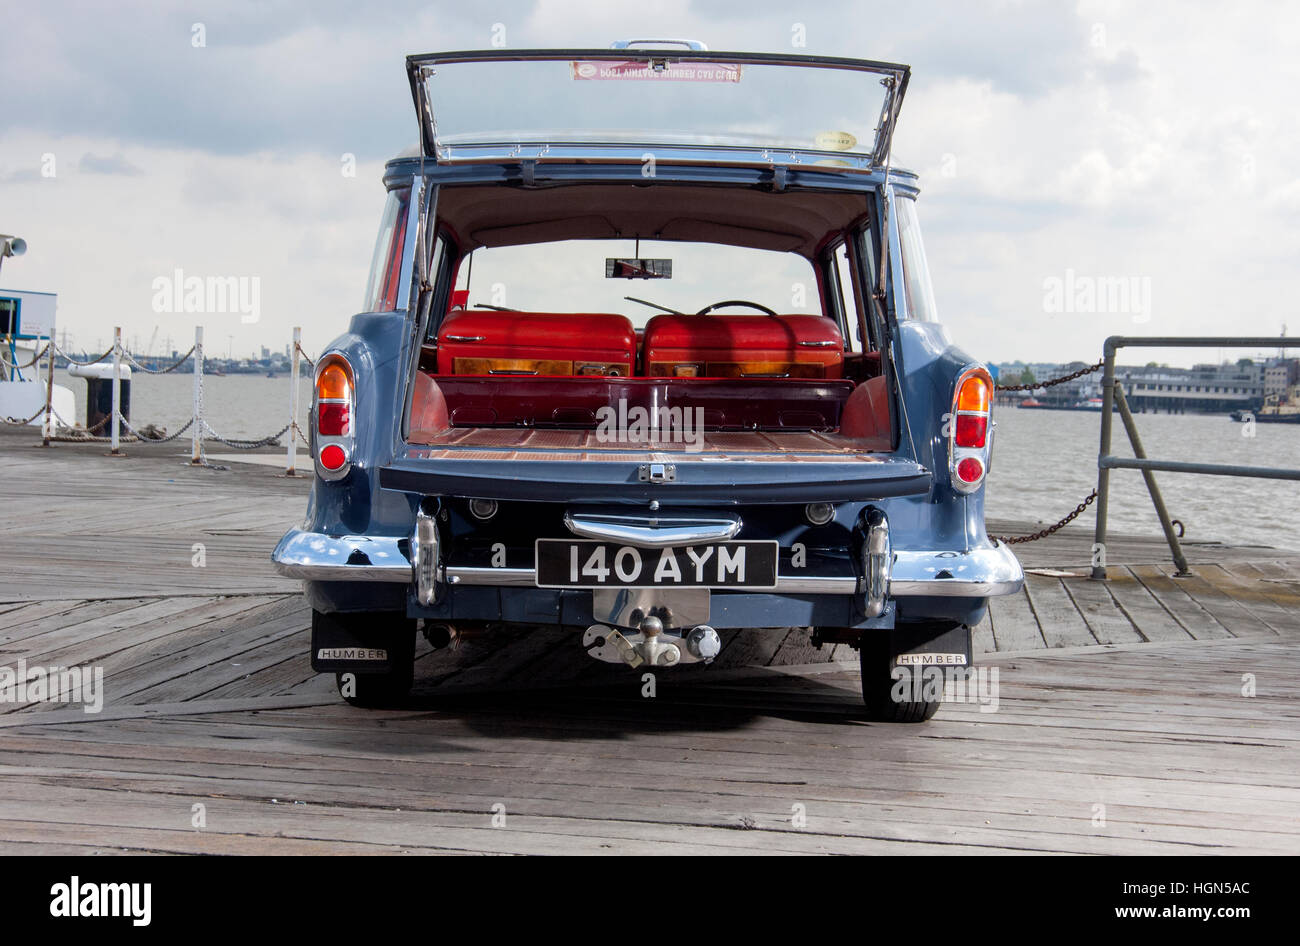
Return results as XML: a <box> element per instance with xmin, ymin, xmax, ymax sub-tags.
<box><xmin>859</xmin><ymin>628</ymin><xmax>943</xmax><ymax>723</ymax></box>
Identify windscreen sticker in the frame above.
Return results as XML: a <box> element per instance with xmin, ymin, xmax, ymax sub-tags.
<box><xmin>571</xmin><ymin>61</ymin><xmax>742</xmax><ymax>83</ymax></box>
<box><xmin>814</xmin><ymin>131</ymin><xmax>858</xmax><ymax>151</ymax></box>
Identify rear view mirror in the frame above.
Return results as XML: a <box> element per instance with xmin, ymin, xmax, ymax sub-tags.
<box><xmin>606</xmin><ymin>258</ymin><xmax>672</xmax><ymax>279</ymax></box>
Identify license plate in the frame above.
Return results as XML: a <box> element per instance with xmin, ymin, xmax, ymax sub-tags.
<box><xmin>535</xmin><ymin>539</ymin><xmax>778</xmax><ymax>589</ymax></box>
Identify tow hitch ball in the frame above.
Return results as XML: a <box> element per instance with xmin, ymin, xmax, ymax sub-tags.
<box><xmin>583</xmin><ymin>617</ymin><xmax>722</xmax><ymax>667</ymax></box>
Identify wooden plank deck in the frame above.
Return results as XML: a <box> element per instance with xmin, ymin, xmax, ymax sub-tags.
<box><xmin>0</xmin><ymin>428</ymin><xmax>1297</xmax><ymax>853</ymax></box>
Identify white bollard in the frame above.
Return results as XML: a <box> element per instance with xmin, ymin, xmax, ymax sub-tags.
<box><xmin>191</xmin><ymin>326</ymin><xmax>204</xmax><ymax>465</ymax></box>
<box><xmin>287</xmin><ymin>326</ymin><xmax>301</xmax><ymax>475</ymax></box>
<box><xmin>110</xmin><ymin>327</ymin><xmax>122</xmax><ymax>455</ymax></box>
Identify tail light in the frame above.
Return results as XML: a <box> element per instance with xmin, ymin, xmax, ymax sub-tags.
<box><xmin>314</xmin><ymin>354</ymin><xmax>354</xmax><ymax>480</ymax></box>
<box><xmin>949</xmin><ymin>366</ymin><xmax>993</xmax><ymax>493</ymax></box>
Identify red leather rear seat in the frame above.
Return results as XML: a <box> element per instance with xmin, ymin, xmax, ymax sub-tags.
<box><xmin>642</xmin><ymin>314</ymin><xmax>844</xmax><ymax>379</ymax></box>
<box><xmin>436</xmin><ymin>310</ymin><xmax>637</xmax><ymax>377</ymax></box>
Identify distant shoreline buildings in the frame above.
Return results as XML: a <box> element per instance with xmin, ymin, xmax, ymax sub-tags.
<box><xmin>993</xmin><ymin>356</ymin><xmax>1300</xmax><ymax>414</ymax></box>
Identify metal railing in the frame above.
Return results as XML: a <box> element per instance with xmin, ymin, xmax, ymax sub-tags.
<box><xmin>3</xmin><ymin>325</ymin><xmax>315</xmax><ymax>476</ymax></box>
<box><xmin>1091</xmin><ymin>336</ymin><xmax>1300</xmax><ymax>579</ymax></box>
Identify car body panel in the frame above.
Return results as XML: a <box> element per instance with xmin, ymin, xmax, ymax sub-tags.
<box><xmin>274</xmin><ymin>48</ymin><xmax>1022</xmax><ymax>652</ymax></box>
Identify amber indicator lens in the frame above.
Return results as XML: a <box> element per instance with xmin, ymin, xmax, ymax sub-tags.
<box><xmin>956</xmin><ymin>376</ymin><xmax>989</xmax><ymax>413</ymax></box>
<box><xmin>318</xmin><ymin>361</ymin><xmax>351</xmax><ymax>400</ymax></box>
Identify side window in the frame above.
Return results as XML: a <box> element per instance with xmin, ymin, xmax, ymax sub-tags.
<box><xmin>832</xmin><ymin>241</ymin><xmax>865</xmax><ymax>353</ymax></box>
<box><xmin>362</xmin><ymin>186</ymin><xmax>412</xmax><ymax>313</ymax></box>
<box><xmin>422</xmin><ymin>233</ymin><xmax>453</xmax><ymax>342</ymax></box>
<box><xmin>895</xmin><ymin>197</ymin><xmax>939</xmax><ymax>323</ymax></box>
<box><xmin>825</xmin><ymin>237</ymin><xmax>878</xmax><ymax>354</ymax></box>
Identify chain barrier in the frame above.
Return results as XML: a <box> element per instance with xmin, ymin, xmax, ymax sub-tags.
<box><xmin>200</xmin><ymin>421</ymin><xmax>291</xmax><ymax>450</ymax></box>
<box><xmin>120</xmin><ymin>345</ymin><xmax>196</xmax><ymax>375</ymax></box>
<box><xmin>995</xmin><ymin>359</ymin><xmax>1104</xmax><ymax>392</ymax></box>
<box><xmin>7</xmin><ymin>332</ymin><xmax>308</xmax><ymax>453</ymax></box>
<box><xmin>991</xmin><ymin>489</ymin><xmax>1097</xmax><ymax>545</ymax></box>
<box><xmin>118</xmin><ymin>414</ymin><xmax>197</xmax><ymax>444</ymax></box>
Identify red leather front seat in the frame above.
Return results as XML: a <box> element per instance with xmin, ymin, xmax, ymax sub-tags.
<box><xmin>437</xmin><ymin>310</ymin><xmax>637</xmax><ymax>377</ymax></box>
<box><xmin>642</xmin><ymin>314</ymin><xmax>844</xmax><ymax>379</ymax></box>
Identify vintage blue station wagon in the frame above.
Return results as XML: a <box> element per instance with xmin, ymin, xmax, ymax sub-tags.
<box><xmin>272</xmin><ymin>41</ymin><xmax>1024</xmax><ymax>720</ymax></box>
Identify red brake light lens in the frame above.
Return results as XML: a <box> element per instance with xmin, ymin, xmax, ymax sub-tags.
<box><xmin>956</xmin><ymin>457</ymin><xmax>984</xmax><ymax>483</ymax></box>
<box><xmin>955</xmin><ymin>413</ymin><xmax>987</xmax><ymax>448</ymax></box>
<box><xmin>319</xmin><ymin>444</ymin><xmax>347</xmax><ymax>471</ymax></box>
<box><xmin>318</xmin><ymin>402</ymin><xmax>350</xmax><ymax>437</ymax></box>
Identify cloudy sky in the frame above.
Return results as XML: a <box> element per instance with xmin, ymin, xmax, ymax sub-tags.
<box><xmin>2</xmin><ymin>0</ymin><xmax>1297</xmax><ymax>365</ymax></box>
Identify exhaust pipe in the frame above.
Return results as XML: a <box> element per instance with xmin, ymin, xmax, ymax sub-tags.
<box><xmin>422</xmin><ymin>622</ymin><xmax>453</xmax><ymax>649</ymax></box>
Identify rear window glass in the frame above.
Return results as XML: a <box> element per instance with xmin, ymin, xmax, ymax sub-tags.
<box><xmin>895</xmin><ymin>197</ymin><xmax>939</xmax><ymax>322</ymax></box>
<box><xmin>450</xmin><ymin>239</ymin><xmax>821</xmax><ymax>328</ymax></box>
<box><xmin>362</xmin><ymin>186</ymin><xmax>411</xmax><ymax>312</ymax></box>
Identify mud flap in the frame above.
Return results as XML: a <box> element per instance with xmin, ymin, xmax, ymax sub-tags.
<box><xmin>310</xmin><ymin>610</ymin><xmax>414</xmax><ymax>674</ymax></box>
<box><xmin>887</xmin><ymin>623</ymin><xmax>972</xmax><ymax>670</ymax></box>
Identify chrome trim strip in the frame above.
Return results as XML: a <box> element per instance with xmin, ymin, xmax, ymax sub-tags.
<box><xmin>447</xmin><ymin>566</ymin><xmax>535</xmax><ymax>586</ymax></box>
<box><xmin>563</xmin><ymin>511</ymin><xmax>741</xmax><ymax>548</ymax></box>
<box><xmin>272</xmin><ymin>531</ymin><xmax>1023</xmax><ymax>597</ymax></box>
<box><xmin>773</xmin><ymin>574</ymin><xmax>858</xmax><ymax>593</ymax></box>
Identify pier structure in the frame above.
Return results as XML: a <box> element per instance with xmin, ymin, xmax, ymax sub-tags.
<box><xmin>0</xmin><ymin>435</ymin><xmax>1296</xmax><ymax>854</ymax></box>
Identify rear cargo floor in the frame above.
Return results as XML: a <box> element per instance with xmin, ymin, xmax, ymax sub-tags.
<box><xmin>406</xmin><ymin>427</ymin><xmax>891</xmax><ymax>462</ymax></box>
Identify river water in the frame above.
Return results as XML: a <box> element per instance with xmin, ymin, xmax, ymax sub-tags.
<box><xmin>57</xmin><ymin>370</ymin><xmax>1299</xmax><ymax>549</ymax></box>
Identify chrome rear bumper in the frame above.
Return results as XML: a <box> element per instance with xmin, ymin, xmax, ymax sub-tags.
<box><xmin>272</xmin><ymin>530</ymin><xmax>1024</xmax><ymax>598</ymax></box>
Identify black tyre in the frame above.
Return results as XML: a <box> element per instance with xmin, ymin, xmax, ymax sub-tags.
<box><xmin>859</xmin><ymin>630</ymin><xmax>941</xmax><ymax>723</ymax></box>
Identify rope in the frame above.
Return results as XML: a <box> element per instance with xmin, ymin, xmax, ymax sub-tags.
<box><xmin>120</xmin><ymin>346</ymin><xmax>196</xmax><ymax>374</ymax></box>
<box><xmin>995</xmin><ymin>359</ymin><xmax>1104</xmax><ymax>392</ymax></box>
<box><xmin>1</xmin><ymin>406</ymin><xmax>46</xmax><ymax>426</ymax></box>
<box><xmin>53</xmin><ymin>343</ymin><xmax>116</xmax><ymax>367</ymax></box>
<box><xmin>45</xmin><ymin>408</ymin><xmax>136</xmax><ymax>443</ymax></box>
<box><xmin>295</xmin><ymin>342</ymin><xmax>316</xmax><ymax>370</ymax></box>
<box><xmin>0</xmin><ymin>343</ymin><xmax>50</xmax><ymax>370</ymax></box>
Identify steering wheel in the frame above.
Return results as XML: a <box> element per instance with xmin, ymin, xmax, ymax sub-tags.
<box><xmin>694</xmin><ymin>300</ymin><xmax>779</xmax><ymax>317</ymax></box>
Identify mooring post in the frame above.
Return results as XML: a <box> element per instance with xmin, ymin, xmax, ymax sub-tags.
<box><xmin>191</xmin><ymin>326</ymin><xmax>204</xmax><ymax>465</ymax></box>
<box><xmin>1090</xmin><ymin>337</ymin><xmax>1118</xmax><ymax>579</ymax></box>
<box><xmin>110</xmin><ymin>327</ymin><xmax>122</xmax><ymax>455</ymax></box>
<box><xmin>1113</xmin><ymin>382</ymin><xmax>1191</xmax><ymax>576</ymax></box>
<box><xmin>287</xmin><ymin>326</ymin><xmax>301</xmax><ymax>476</ymax></box>
<box><xmin>42</xmin><ymin>334</ymin><xmax>55</xmax><ymax>446</ymax></box>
